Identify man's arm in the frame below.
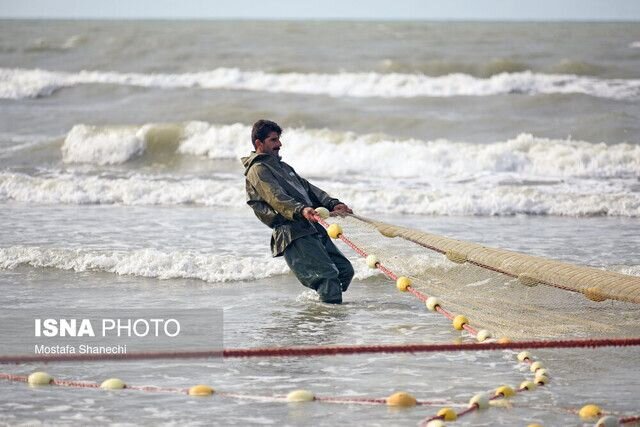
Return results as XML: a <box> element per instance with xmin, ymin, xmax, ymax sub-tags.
<box><xmin>246</xmin><ymin>197</ymin><xmax>285</xmax><ymax>228</ymax></box>
<box><xmin>247</xmin><ymin>164</ymin><xmax>307</xmax><ymax>221</ymax></box>
<box><xmin>301</xmin><ymin>178</ymin><xmax>353</xmax><ymax>216</ymax></box>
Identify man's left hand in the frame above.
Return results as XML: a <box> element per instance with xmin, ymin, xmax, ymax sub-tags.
<box><xmin>332</xmin><ymin>203</ymin><xmax>353</xmax><ymax>217</ymax></box>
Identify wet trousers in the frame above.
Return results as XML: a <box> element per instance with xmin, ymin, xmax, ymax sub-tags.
<box><xmin>283</xmin><ymin>232</ymin><xmax>354</xmax><ymax>304</ymax></box>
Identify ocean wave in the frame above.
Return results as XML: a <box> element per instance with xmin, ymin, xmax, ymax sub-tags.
<box><xmin>0</xmin><ymin>133</ymin><xmax>57</xmax><ymax>158</ymax></box>
<box><xmin>5</xmin><ymin>123</ymin><xmax>640</xmax><ymax>216</ymax></box>
<box><xmin>0</xmin><ymin>246</ymin><xmax>289</xmax><ymax>282</ymax></box>
<box><xmin>379</xmin><ymin>58</ymin><xmax>529</xmax><ymax>77</ymax></box>
<box><xmin>1</xmin><ymin>171</ymin><xmax>638</xmax><ymax>217</ymax></box>
<box><xmin>548</xmin><ymin>59</ymin><xmax>606</xmax><ymax>76</ymax></box>
<box><xmin>0</xmin><ymin>246</ymin><xmax>377</xmax><ymax>282</ymax></box>
<box><xmin>62</xmin><ymin>124</ymin><xmax>147</xmax><ymax>165</ymax></box>
<box><xmin>265</xmin><ymin>129</ymin><xmax>640</xmax><ymax>181</ymax></box>
<box><xmin>1</xmin><ymin>245</ymin><xmax>635</xmax><ymax>282</ymax></box>
<box><xmin>1</xmin><ymin>67</ymin><xmax>639</xmax><ymax>100</ymax></box>
<box><xmin>0</xmin><ymin>171</ymin><xmax>245</xmax><ymax>205</ymax></box>
<box><xmin>337</xmin><ymin>185</ymin><xmax>640</xmax><ymax>217</ymax></box>
<box><xmin>23</xmin><ymin>35</ymin><xmax>86</xmax><ymax>52</ymax></box>
<box><xmin>61</xmin><ymin>122</ymin><xmax>640</xmax><ymax>181</ymax></box>
<box><xmin>380</xmin><ymin>58</ymin><xmax>607</xmax><ymax>78</ymax></box>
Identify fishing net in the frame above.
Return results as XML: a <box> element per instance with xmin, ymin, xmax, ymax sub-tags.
<box><xmin>331</xmin><ymin>215</ymin><xmax>639</xmax><ymax>340</ymax></box>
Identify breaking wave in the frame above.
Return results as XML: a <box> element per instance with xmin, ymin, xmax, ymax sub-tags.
<box><xmin>0</xmin><ymin>246</ymin><xmax>377</xmax><ymax>282</ymax></box>
<box><xmin>380</xmin><ymin>58</ymin><xmax>608</xmax><ymax>78</ymax></box>
<box><xmin>2</xmin><ymin>67</ymin><xmax>640</xmax><ymax>100</ymax></box>
<box><xmin>2</xmin><ymin>123</ymin><xmax>638</xmax><ymax>217</ymax></box>
<box><xmin>0</xmin><ymin>246</ymin><xmax>289</xmax><ymax>282</ymax></box>
<box><xmin>60</xmin><ymin>122</ymin><xmax>640</xmax><ymax>181</ymax></box>
<box><xmin>378</xmin><ymin>58</ymin><xmax>529</xmax><ymax>76</ymax></box>
<box><xmin>23</xmin><ymin>35</ymin><xmax>87</xmax><ymax>52</ymax></box>
<box><xmin>62</xmin><ymin>124</ymin><xmax>147</xmax><ymax>165</ymax></box>
<box><xmin>1</xmin><ymin>171</ymin><xmax>638</xmax><ymax>217</ymax></box>
<box><xmin>0</xmin><ymin>172</ymin><xmax>244</xmax><ymax>206</ymax></box>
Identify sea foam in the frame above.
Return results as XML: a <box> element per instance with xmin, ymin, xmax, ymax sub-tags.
<box><xmin>1</xmin><ymin>67</ymin><xmax>639</xmax><ymax>100</ymax></box>
<box><xmin>1</xmin><ymin>170</ymin><xmax>638</xmax><ymax>217</ymax></box>
<box><xmin>62</xmin><ymin>124</ymin><xmax>147</xmax><ymax>165</ymax></box>
<box><xmin>0</xmin><ymin>246</ymin><xmax>376</xmax><ymax>283</ymax></box>
<box><xmin>62</xmin><ymin>122</ymin><xmax>640</xmax><ymax>180</ymax></box>
<box><xmin>0</xmin><ymin>171</ymin><xmax>245</xmax><ymax>205</ymax></box>
<box><xmin>3</xmin><ymin>123</ymin><xmax>639</xmax><ymax>217</ymax></box>
<box><xmin>0</xmin><ymin>246</ymin><xmax>289</xmax><ymax>282</ymax></box>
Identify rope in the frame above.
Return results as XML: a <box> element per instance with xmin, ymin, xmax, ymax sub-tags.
<box><xmin>5</xmin><ymin>214</ymin><xmax>635</xmax><ymax>424</ymax></box>
<box><xmin>313</xmin><ymin>396</ymin><xmax>443</xmax><ymax>406</ymax></box>
<box><xmin>420</xmin><ymin>383</ymin><xmax>547</xmax><ymax>426</ymax></box>
<box><xmin>0</xmin><ymin>372</ymin><xmax>449</xmax><ymax>406</ymax></box>
<box><xmin>315</xmin><ymin>214</ymin><xmax>639</xmax><ymax>425</ymax></box>
<box><xmin>317</xmin><ymin>215</ymin><xmax>482</xmax><ymax>337</ymax></box>
<box><xmin>0</xmin><ymin>373</ymin><xmax>27</xmax><ymax>382</ymax></box>
<box><xmin>6</xmin><ymin>370</ymin><xmax>634</xmax><ymax>424</ymax></box>
<box><xmin>1</xmin><ymin>338</ymin><xmax>639</xmax><ymax>364</ymax></box>
<box><xmin>223</xmin><ymin>337</ymin><xmax>638</xmax><ymax>355</ymax></box>
<box><xmin>53</xmin><ymin>379</ymin><xmax>100</xmax><ymax>388</ymax></box>
<box><xmin>420</xmin><ymin>405</ymin><xmax>479</xmax><ymax>426</ymax></box>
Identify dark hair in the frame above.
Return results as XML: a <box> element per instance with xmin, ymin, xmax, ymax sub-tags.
<box><xmin>251</xmin><ymin>120</ymin><xmax>282</xmax><ymax>148</ymax></box>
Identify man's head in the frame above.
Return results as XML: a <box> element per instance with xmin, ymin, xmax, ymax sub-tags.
<box><xmin>252</xmin><ymin>119</ymin><xmax>282</xmax><ymax>158</ymax></box>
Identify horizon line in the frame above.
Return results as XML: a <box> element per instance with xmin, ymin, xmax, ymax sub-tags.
<box><xmin>1</xmin><ymin>16</ymin><xmax>639</xmax><ymax>23</ymax></box>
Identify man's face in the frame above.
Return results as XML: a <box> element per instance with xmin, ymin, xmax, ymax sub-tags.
<box><xmin>256</xmin><ymin>131</ymin><xmax>282</xmax><ymax>158</ymax></box>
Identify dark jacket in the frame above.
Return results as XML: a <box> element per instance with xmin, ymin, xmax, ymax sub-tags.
<box><xmin>242</xmin><ymin>152</ymin><xmax>342</xmax><ymax>256</ymax></box>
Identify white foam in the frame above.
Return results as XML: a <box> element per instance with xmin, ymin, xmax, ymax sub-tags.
<box><xmin>178</xmin><ymin>122</ymin><xmax>248</xmax><ymax>159</ymax></box>
<box><xmin>295</xmin><ymin>290</ymin><xmax>321</xmax><ymax>302</ymax></box>
<box><xmin>61</xmin><ymin>35</ymin><xmax>86</xmax><ymax>49</ymax></box>
<box><xmin>352</xmin><ymin>259</ymin><xmax>384</xmax><ymax>280</ymax></box>
<box><xmin>0</xmin><ymin>246</ymin><xmax>290</xmax><ymax>283</ymax></box>
<box><xmin>336</xmin><ymin>183</ymin><xmax>640</xmax><ymax>217</ymax></box>
<box><xmin>0</xmin><ymin>68</ymin><xmax>66</xmax><ymax>98</ymax></box>
<box><xmin>0</xmin><ymin>171</ymin><xmax>245</xmax><ymax>206</ymax></box>
<box><xmin>2</xmin><ymin>67</ymin><xmax>639</xmax><ymax>100</ymax></box>
<box><xmin>60</xmin><ymin>121</ymin><xmax>640</xmax><ymax>180</ymax></box>
<box><xmin>630</xmin><ymin>41</ymin><xmax>640</xmax><ymax>48</ymax></box>
<box><xmin>62</xmin><ymin>124</ymin><xmax>147</xmax><ymax>165</ymax></box>
<box><xmin>617</xmin><ymin>265</ymin><xmax>640</xmax><ymax>277</ymax></box>
<box><xmin>6</xmin><ymin>122</ymin><xmax>640</xmax><ymax>217</ymax></box>
<box><xmin>0</xmin><ymin>245</ymin><xmax>377</xmax><ymax>283</ymax></box>
<box><xmin>1</xmin><ymin>170</ymin><xmax>638</xmax><ymax>217</ymax></box>
<box><xmin>290</xmin><ymin>132</ymin><xmax>640</xmax><ymax>181</ymax></box>
<box><xmin>178</xmin><ymin>122</ymin><xmax>640</xmax><ymax>180</ymax></box>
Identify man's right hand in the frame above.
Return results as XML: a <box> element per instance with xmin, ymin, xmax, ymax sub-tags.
<box><xmin>331</xmin><ymin>203</ymin><xmax>353</xmax><ymax>217</ymax></box>
<box><xmin>302</xmin><ymin>207</ymin><xmax>318</xmax><ymax>222</ymax></box>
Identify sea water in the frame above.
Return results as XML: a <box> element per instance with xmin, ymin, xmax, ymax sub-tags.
<box><xmin>0</xmin><ymin>20</ymin><xmax>639</xmax><ymax>426</ymax></box>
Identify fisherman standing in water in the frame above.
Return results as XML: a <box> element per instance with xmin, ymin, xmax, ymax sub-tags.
<box><xmin>242</xmin><ymin>120</ymin><xmax>354</xmax><ymax>304</ymax></box>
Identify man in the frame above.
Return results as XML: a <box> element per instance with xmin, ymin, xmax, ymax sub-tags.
<box><xmin>242</xmin><ymin>119</ymin><xmax>354</xmax><ymax>304</ymax></box>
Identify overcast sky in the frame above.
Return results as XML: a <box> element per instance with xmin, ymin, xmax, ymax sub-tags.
<box><xmin>1</xmin><ymin>0</ymin><xmax>640</xmax><ymax>21</ymax></box>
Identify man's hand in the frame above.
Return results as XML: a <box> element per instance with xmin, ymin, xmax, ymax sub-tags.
<box><xmin>302</xmin><ymin>207</ymin><xmax>318</xmax><ymax>222</ymax></box>
<box><xmin>331</xmin><ymin>203</ymin><xmax>353</xmax><ymax>217</ymax></box>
